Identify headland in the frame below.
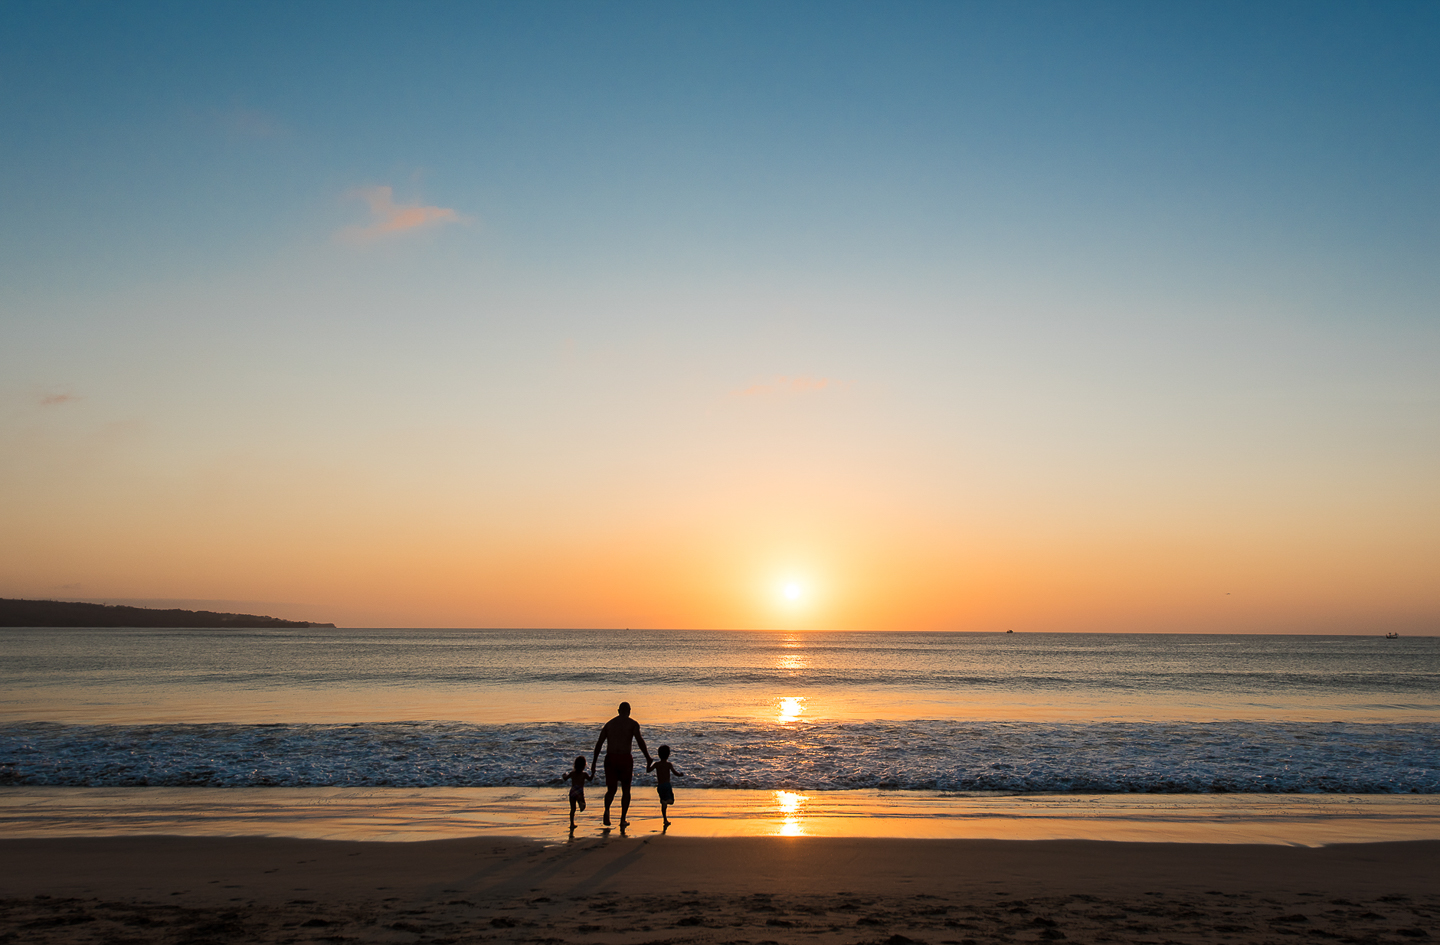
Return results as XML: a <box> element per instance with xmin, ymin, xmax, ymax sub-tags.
<box><xmin>0</xmin><ymin>598</ymin><xmax>333</xmax><ymax>628</ymax></box>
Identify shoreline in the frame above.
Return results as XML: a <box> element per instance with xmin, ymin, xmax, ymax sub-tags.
<box><xmin>2</xmin><ymin>835</ymin><xmax>1437</xmax><ymax>943</ymax></box>
<box><xmin>4</xmin><ymin>786</ymin><xmax>1439</xmax><ymax>845</ymax></box>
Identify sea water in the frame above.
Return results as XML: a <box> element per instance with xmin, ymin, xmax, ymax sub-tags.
<box><xmin>1</xmin><ymin>629</ymin><xmax>1436</xmax><ymax>794</ymax></box>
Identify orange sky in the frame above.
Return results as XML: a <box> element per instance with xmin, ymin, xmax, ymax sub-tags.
<box><xmin>4</xmin><ymin>360</ymin><xmax>1435</xmax><ymax>631</ymax></box>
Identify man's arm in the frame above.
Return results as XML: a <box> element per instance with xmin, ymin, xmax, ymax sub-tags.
<box><xmin>634</xmin><ymin>723</ymin><xmax>651</xmax><ymax>764</ymax></box>
<box><xmin>593</xmin><ymin>723</ymin><xmax>608</xmax><ymax>774</ymax></box>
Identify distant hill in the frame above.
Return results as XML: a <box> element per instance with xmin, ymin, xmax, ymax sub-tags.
<box><xmin>0</xmin><ymin>598</ymin><xmax>334</xmax><ymax>629</ymax></box>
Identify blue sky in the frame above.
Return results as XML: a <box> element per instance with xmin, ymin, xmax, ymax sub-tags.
<box><xmin>6</xmin><ymin>1</ymin><xmax>1438</xmax><ymax>291</ymax></box>
<box><xmin>2</xmin><ymin>1</ymin><xmax>1437</xmax><ymax>629</ymax></box>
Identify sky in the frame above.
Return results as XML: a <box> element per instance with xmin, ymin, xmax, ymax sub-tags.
<box><xmin>1</xmin><ymin>1</ymin><xmax>1437</xmax><ymax>632</ymax></box>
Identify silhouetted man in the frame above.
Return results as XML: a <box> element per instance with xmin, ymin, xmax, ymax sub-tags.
<box><xmin>592</xmin><ymin>701</ymin><xmax>652</xmax><ymax>829</ymax></box>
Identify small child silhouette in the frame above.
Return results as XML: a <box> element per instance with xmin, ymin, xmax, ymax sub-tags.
<box><xmin>646</xmin><ymin>744</ymin><xmax>684</xmax><ymax>826</ymax></box>
<box><xmin>563</xmin><ymin>755</ymin><xmax>592</xmax><ymax>830</ymax></box>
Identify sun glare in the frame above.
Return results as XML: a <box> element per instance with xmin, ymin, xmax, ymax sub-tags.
<box><xmin>774</xmin><ymin>790</ymin><xmax>806</xmax><ymax>835</ymax></box>
<box><xmin>778</xmin><ymin>696</ymin><xmax>805</xmax><ymax>723</ymax></box>
<box><xmin>765</xmin><ymin>573</ymin><xmax>818</xmax><ymax>625</ymax></box>
<box><xmin>776</xmin><ymin>790</ymin><xmax>804</xmax><ymax>813</ymax></box>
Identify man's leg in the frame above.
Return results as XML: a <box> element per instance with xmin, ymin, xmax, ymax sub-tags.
<box><xmin>602</xmin><ymin>757</ymin><xmax>616</xmax><ymax>825</ymax></box>
<box><xmin>619</xmin><ymin>782</ymin><xmax>631</xmax><ymax>827</ymax></box>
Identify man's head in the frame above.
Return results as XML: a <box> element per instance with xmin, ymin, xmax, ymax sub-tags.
<box><xmin>618</xmin><ymin>702</ymin><xmax>631</xmax><ymax>717</ymax></box>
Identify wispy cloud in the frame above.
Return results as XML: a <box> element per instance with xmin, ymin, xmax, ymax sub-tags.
<box><xmin>337</xmin><ymin>186</ymin><xmax>467</xmax><ymax>242</ymax></box>
<box><xmin>731</xmin><ymin>376</ymin><xmax>837</xmax><ymax>398</ymax></box>
<box><xmin>39</xmin><ymin>392</ymin><xmax>79</xmax><ymax>406</ymax></box>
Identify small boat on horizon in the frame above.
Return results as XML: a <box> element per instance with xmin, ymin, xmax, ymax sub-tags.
<box><xmin>1384</xmin><ymin>632</ymin><xmax>1400</xmax><ymax>639</ymax></box>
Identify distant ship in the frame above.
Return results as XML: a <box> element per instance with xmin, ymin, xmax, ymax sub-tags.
<box><xmin>1385</xmin><ymin>632</ymin><xmax>1400</xmax><ymax>639</ymax></box>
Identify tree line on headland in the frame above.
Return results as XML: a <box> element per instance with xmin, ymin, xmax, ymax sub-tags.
<box><xmin>0</xmin><ymin>598</ymin><xmax>333</xmax><ymax>628</ymax></box>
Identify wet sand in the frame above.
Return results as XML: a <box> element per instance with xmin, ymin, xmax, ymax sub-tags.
<box><xmin>6</xmin><ymin>787</ymin><xmax>1440</xmax><ymax>844</ymax></box>
<box><xmin>2</xmin><ymin>835</ymin><xmax>1437</xmax><ymax>944</ymax></box>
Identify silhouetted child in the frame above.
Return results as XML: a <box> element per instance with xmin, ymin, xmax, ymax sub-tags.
<box><xmin>646</xmin><ymin>744</ymin><xmax>683</xmax><ymax>826</ymax></box>
<box><xmin>563</xmin><ymin>755</ymin><xmax>592</xmax><ymax>830</ymax></box>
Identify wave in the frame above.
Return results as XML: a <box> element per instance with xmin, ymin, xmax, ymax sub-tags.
<box><xmin>12</xmin><ymin>668</ymin><xmax>1434</xmax><ymax>694</ymax></box>
<box><xmin>1</xmin><ymin>720</ymin><xmax>1435</xmax><ymax>794</ymax></box>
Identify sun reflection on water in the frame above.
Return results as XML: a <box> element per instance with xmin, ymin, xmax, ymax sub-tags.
<box><xmin>775</xmin><ymin>790</ymin><xmax>806</xmax><ymax>836</ymax></box>
<box><xmin>776</xmin><ymin>634</ymin><xmax>808</xmax><ymax>672</ymax></box>
<box><xmin>777</xmin><ymin>697</ymin><xmax>805</xmax><ymax>723</ymax></box>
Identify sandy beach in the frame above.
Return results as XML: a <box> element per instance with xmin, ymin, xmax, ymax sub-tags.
<box><xmin>2</xmin><ymin>834</ymin><xmax>1437</xmax><ymax>944</ymax></box>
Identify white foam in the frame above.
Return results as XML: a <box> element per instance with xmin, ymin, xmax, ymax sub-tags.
<box><xmin>2</xmin><ymin>719</ymin><xmax>1435</xmax><ymax>793</ymax></box>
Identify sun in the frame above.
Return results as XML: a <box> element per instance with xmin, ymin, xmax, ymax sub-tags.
<box><xmin>767</xmin><ymin>573</ymin><xmax>817</xmax><ymax>624</ymax></box>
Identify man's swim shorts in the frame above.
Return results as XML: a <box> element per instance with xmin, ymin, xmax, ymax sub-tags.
<box><xmin>604</xmin><ymin>752</ymin><xmax>633</xmax><ymax>788</ymax></box>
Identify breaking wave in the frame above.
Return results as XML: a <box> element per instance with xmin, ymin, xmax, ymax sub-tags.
<box><xmin>2</xmin><ymin>719</ymin><xmax>1435</xmax><ymax>794</ymax></box>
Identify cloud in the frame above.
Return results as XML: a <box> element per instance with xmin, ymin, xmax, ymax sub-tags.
<box><xmin>39</xmin><ymin>392</ymin><xmax>79</xmax><ymax>406</ymax></box>
<box><xmin>337</xmin><ymin>186</ymin><xmax>467</xmax><ymax>242</ymax></box>
<box><xmin>731</xmin><ymin>376</ymin><xmax>836</xmax><ymax>398</ymax></box>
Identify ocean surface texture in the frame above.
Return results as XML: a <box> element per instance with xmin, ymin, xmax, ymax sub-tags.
<box><xmin>2</xmin><ymin>629</ymin><xmax>1436</xmax><ymax>794</ymax></box>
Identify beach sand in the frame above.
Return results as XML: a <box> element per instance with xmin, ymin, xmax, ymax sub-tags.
<box><xmin>2</xmin><ymin>834</ymin><xmax>1437</xmax><ymax>944</ymax></box>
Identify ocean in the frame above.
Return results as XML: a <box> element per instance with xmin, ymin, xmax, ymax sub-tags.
<box><xmin>1</xmin><ymin>629</ymin><xmax>1436</xmax><ymax>795</ymax></box>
